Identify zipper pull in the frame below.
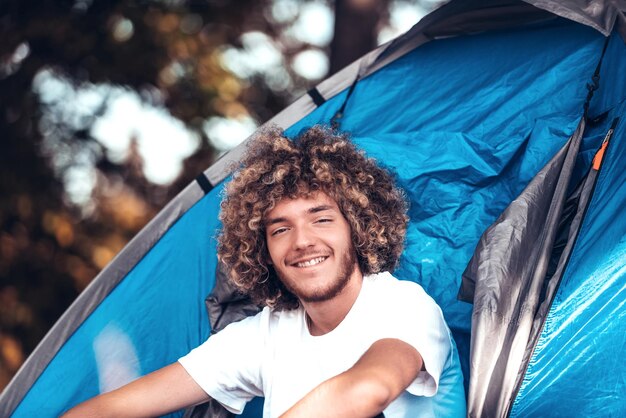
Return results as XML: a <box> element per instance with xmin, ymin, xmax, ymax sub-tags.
<box><xmin>592</xmin><ymin>117</ymin><xmax>619</xmax><ymax>170</ymax></box>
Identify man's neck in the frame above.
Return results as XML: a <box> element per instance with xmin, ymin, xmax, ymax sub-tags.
<box><xmin>301</xmin><ymin>270</ymin><xmax>364</xmax><ymax>336</ymax></box>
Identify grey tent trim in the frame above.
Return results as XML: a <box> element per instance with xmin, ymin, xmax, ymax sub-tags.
<box><xmin>2</xmin><ymin>0</ymin><xmax>625</xmax><ymax>416</ymax></box>
<box><xmin>528</xmin><ymin>0</ymin><xmax>625</xmax><ymax>35</ymax></box>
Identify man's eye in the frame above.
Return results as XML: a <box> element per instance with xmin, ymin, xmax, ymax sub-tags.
<box><xmin>271</xmin><ymin>227</ymin><xmax>288</xmax><ymax>236</ymax></box>
<box><xmin>316</xmin><ymin>218</ymin><xmax>333</xmax><ymax>224</ymax></box>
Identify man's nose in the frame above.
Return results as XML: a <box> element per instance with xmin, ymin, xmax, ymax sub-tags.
<box><xmin>292</xmin><ymin>225</ymin><xmax>315</xmax><ymax>249</ymax></box>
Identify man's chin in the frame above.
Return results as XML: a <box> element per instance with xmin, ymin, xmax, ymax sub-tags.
<box><xmin>295</xmin><ymin>280</ymin><xmax>351</xmax><ymax>304</ymax></box>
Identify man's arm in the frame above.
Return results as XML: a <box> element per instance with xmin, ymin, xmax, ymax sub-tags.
<box><xmin>280</xmin><ymin>338</ymin><xmax>423</xmax><ymax>418</ymax></box>
<box><xmin>62</xmin><ymin>362</ymin><xmax>210</xmax><ymax>418</ymax></box>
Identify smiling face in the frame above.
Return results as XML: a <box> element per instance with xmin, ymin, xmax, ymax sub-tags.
<box><xmin>264</xmin><ymin>192</ymin><xmax>362</xmax><ymax>304</ymax></box>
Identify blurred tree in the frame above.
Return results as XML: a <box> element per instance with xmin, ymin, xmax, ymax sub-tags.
<box><xmin>0</xmin><ymin>0</ymin><xmax>438</xmax><ymax>390</ymax></box>
<box><xmin>330</xmin><ymin>0</ymin><xmax>390</xmax><ymax>74</ymax></box>
<box><xmin>0</xmin><ymin>0</ymin><xmax>267</xmax><ymax>389</ymax></box>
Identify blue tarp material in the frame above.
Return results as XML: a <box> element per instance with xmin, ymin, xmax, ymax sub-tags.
<box><xmin>9</xmin><ymin>16</ymin><xmax>626</xmax><ymax>418</ymax></box>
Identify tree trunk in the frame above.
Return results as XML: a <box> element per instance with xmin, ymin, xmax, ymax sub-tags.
<box><xmin>329</xmin><ymin>0</ymin><xmax>390</xmax><ymax>76</ymax></box>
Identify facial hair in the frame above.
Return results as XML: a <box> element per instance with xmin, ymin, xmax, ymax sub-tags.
<box><xmin>276</xmin><ymin>245</ymin><xmax>357</xmax><ymax>304</ymax></box>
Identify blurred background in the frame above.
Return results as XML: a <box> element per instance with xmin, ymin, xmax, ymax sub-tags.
<box><xmin>0</xmin><ymin>0</ymin><xmax>442</xmax><ymax>390</ymax></box>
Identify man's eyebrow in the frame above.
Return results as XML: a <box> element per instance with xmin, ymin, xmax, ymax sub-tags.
<box><xmin>265</xmin><ymin>205</ymin><xmax>335</xmax><ymax>226</ymax></box>
<box><xmin>308</xmin><ymin>204</ymin><xmax>334</xmax><ymax>214</ymax></box>
<box><xmin>265</xmin><ymin>216</ymin><xmax>287</xmax><ymax>226</ymax></box>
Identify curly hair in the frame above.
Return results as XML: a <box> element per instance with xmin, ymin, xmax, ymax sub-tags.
<box><xmin>217</xmin><ymin>125</ymin><xmax>409</xmax><ymax>310</ymax></box>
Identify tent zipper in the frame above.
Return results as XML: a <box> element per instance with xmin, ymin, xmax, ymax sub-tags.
<box><xmin>592</xmin><ymin>118</ymin><xmax>618</xmax><ymax>170</ymax></box>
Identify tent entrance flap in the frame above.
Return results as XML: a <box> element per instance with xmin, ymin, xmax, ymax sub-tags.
<box><xmin>461</xmin><ymin>108</ymin><xmax>623</xmax><ymax>418</ymax></box>
<box><xmin>459</xmin><ymin>116</ymin><xmax>586</xmax><ymax>418</ymax></box>
<box><xmin>509</xmin><ymin>106</ymin><xmax>626</xmax><ymax>418</ymax></box>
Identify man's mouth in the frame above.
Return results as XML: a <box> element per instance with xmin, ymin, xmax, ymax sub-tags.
<box><xmin>292</xmin><ymin>256</ymin><xmax>328</xmax><ymax>268</ymax></box>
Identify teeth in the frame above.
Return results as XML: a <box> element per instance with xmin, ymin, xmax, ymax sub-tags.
<box><xmin>296</xmin><ymin>257</ymin><xmax>326</xmax><ymax>267</ymax></box>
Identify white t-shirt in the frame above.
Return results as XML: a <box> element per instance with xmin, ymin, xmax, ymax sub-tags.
<box><xmin>179</xmin><ymin>272</ymin><xmax>466</xmax><ymax>417</ymax></box>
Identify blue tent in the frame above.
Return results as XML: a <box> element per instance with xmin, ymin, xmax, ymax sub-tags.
<box><xmin>2</xmin><ymin>0</ymin><xmax>625</xmax><ymax>417</ymax></box>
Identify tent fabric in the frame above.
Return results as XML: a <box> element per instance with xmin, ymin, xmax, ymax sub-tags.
<box><xmin>2</xmin><ymin>1</ymin><xmax>626</xmax><ymax>417</ymax></box>
<box><xmin>0</xmin><ymin>179</ymin><xmax>209</xmax><ymax>417</ymax></box>
<box><xmin>459</xmin><ymin>117</ymin><xmax>587</xmax><ymax>417</ymax></box>
<box><xmin>205</xmin><ymin>264</ymin><xmax>261</xmax><ymax>336</ymax></box>
<box><xmin>459</xmin><ymin>29</ymin><xmax>626</xmax><ymax>417</ymax></box>
<box><xmin>510</xmin><ymin>103</ymin><xmax>626</xmax><ymax>417</ymax></box>
<box><xmin>4</xmin><ymin>184</ymin><xmax>226</xmax><ymax>417</ymax></box>
<box><xmin>458</xmin><ymin>112</ymin><xmax>625</xmax><ymax>417</ymax></box>
<box><xmin>204</xmin><ymin>0</ymin><xmax>626</xmax><ymax>189</ymax></box>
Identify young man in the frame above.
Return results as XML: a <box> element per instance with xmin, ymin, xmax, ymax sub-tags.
<box><xmin>64</xmin><ymin>126</ymin><xmax>465</xmax><ymax>417</ymax></box>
